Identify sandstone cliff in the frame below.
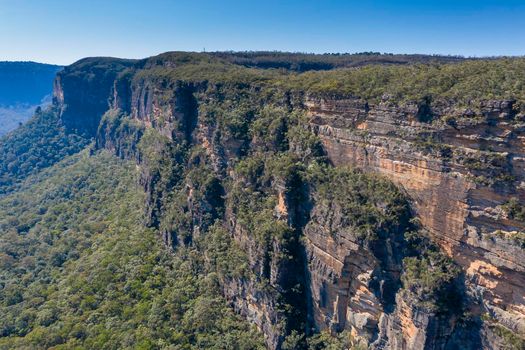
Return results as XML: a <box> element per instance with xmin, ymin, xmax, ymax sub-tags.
<box><xmin>306</xmin><ymin>95</ymin><xmax>525</xmax><ymax>346</ymax></box>
<box><xmin>52</xmin><ymin>53</ymin><xmax>525</xmax><ymax>349</ymax></box>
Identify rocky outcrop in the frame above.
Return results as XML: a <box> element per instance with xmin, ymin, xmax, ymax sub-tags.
<box><xmin>54</xmin><ymin>58</ymin><xmax>135</xmax><ymax>136</ymax></box>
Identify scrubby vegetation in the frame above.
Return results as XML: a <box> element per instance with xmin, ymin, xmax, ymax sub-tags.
<box><xmin>492</xmin><ymin>230</ymin><xmax>525</xmax><ymax>249</ymax></box>
<box><xmin>309</xmin><ymin>164</ymin><xmax>411</xmax><ymax>242</ymax></box>
<box><xmin>490</xmin><ymin>322</ymin><xmax>525</xmax><ymax>350</ymax></box>
<box><xmin>481</xmin><ymin>313</ymin><xmax>525</xmax><ymax>350</ymax></box>
<box><xmin>502</xmin><ymin>197</ymin><xmax>525</xmax><ymax>222</ymax></box>
<box><xmin>401</xmin><ymin>230</ymin><xmax>462</xmax><ymax>313</ymax></box>
<box><xmin>280</xmin><ymin>58</ymin><xmax>525</xmax><ymax>104</ymax></box>
<box><xmin>282</xmin><ymin>330</ymin><xmax>364</xmax><ymax>350</ymax></box>
<box><xmin>123</xmin><ymin>52</ymin><xmax>525</xmax><ymax>108</ymax></box>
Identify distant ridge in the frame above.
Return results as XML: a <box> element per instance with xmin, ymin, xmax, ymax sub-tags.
<box><xmin>209</xmin><ymin>51</ymin><xmax>472</xmax><ymax>71</ymax></box>
<box><xmin>0</xmin><ymin>61</ymin><xmax>62</xmax><ymax>106</ymax></box>
<box><xmin>0</xmin><ymin>62</ymin><xmax>63</xmax><ymax>135</ymax></box>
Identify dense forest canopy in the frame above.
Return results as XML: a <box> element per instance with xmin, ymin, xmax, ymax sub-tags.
<box><xmin>0</xmin><ymin>150</ymin><xmax>264</xmax><ymax>349</ymax></box>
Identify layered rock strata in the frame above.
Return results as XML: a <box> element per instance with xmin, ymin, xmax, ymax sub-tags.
<box><xmin>53</xmin><ymin>57</ymin><xmax>525</xmax><ymax>349</ymax></box>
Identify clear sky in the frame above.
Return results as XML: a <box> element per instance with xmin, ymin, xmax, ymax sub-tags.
<box><xmin>1</xmin><ymin>0</ymin><xmax>524</xmax><ymax>65</ymax></box>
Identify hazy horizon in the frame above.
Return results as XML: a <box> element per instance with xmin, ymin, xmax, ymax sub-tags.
<box><xmin>3</xmin><ymin>50</ymin><xmax>525</xmax><ymax>67</ymax></box>
<box><xmin>1</xmin><ymin>0</ymin><xmax>524</xmax><ymax>65</ymax></box>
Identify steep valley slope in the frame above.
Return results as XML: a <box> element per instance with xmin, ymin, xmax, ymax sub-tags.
<box><xmin>0</xmin><ymin>148</ymin><xmax>264</xmax><ymax>349</ymax></box>
<box><xmin>1</xmin><ymin>52</ymin><xmax>524</xmax><ymax>350</ymax></box>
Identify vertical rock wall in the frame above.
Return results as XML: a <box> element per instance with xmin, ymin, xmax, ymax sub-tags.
<box><xmin>53</xmin><ymin>60</ymin><xmax>525</xmax><ymax>349</ymax></box>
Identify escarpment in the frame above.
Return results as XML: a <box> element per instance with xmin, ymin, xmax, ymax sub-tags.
<box><xmin>54</xmin><ymin>57</ymin><xmax>136</xmax><ymax>136</ymax></box>
<box><xmin>306</xmin><ymin>95</ymin><xmax>525</xmax><ymax>344</ymax></box>
<box><xmin>52</xmin><ymin>53</ymin><xmax>525</xmax><ymax>349</ymax></box>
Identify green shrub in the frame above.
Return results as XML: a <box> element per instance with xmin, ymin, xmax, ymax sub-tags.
<box><xmin>401</xmin><ymin>232</ymin><xmax>462</xmax><ymax>313</ymax></box>
<box><xmin>502</xmin><ymin>197</ymin><xmax>525</xmax><ymax>222</ymax></box>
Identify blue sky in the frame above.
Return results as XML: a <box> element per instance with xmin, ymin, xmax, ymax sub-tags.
<box><xmin>0</xmin><ymin>0</ymin><xmax>524</xmax><ymax>65</ymax></box>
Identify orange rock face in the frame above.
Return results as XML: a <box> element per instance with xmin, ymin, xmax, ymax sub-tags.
<box><xmin>306</xmin><ymin>94</ymin><xmax>525</xmax><ymax>341</ymax></box>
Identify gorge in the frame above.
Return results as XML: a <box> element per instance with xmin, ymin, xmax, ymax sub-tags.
<box><xmin>1</xmin><ymin>52</ymin><xmax>524</xmax><ymax>350</ymax></box>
